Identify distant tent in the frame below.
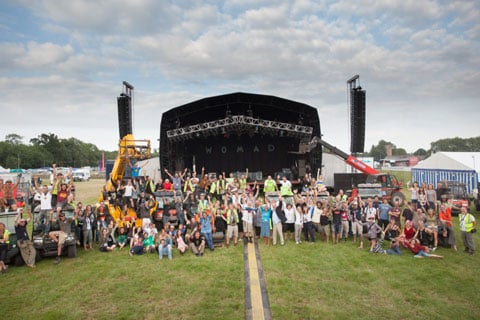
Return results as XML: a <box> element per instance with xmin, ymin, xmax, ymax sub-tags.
<box><xmin>412</xmin><ymin>152</ymin><xmax>480</xmax><ymax>193</ymax></box>
<box><xmin>135</xmin><ymin>157</ymin><xmax>160</xmax><ymax>180</ymax></box>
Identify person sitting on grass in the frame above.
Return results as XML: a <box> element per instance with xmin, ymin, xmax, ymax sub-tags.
<box><xmin>175</xmin><ymin>231</ymin><xmax>188</xmax><ymax>255</ymax></box>
<box><xmin>158</xmin><ymin>237</ymin><xmax>173</xmax><ymax>260</ymax></box>
<box><xmin>99</xmin><ymin>227</ymin><xmax>116</xmax><ymax>252</ymax></box>
<box><xmin>142</xmin><ymin>232</ymin><xmax>156</xmax><ymax>254</ymax></box>
<box><xmin>406</xmin><ymin>238</ymin><xmax>443</xmax><ymax>259</ymax></box>
<box><xmin>189</xmin><ymin>230</ymin><xmax>205</xmax><ymax>257</ymax></box>
<box><xmin>424</xmin><ymin>208</ymin><xmax>438</xmax><ymax>250</ymax></box>
<box><xmin>116</xmin><ymin>226</ymin><xmax>128</xmax><ymax>250</ymax></box>
<box><xmin>386</xmin><ymin>238</ymin><xmax>402</xmax><ymax>255</ymax></box>
<box><xmin>401</xmin><ymin>220</ymin><xmax>416</xmax><ymax>242</ymax></box>
<box><xmin>383</xmin><ymin>218</ymin><xmax>401</xmax><ymax>241</ymax></box>
<box><xmin>129</xmin><ymin>233</ymin><xmax>144</xmax><ymax>256</ymax></box>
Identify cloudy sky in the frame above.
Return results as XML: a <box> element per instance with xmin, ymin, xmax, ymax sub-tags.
<box><xmin>0</xmin><ymin>0</ymin><xmax>479</xmax><ymax>154</ymax></box>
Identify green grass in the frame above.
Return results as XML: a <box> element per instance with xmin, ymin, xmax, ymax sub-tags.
<box><xmin>3</xmin><ymin>179</ymin><xmax>479</xmax><ymax>319</ymax></box>
<box><xmin>1</xmin><ymin>245</ymin><xmax>245</xmax><ymax>320</ymax></box>
<box><xmin>260</xmin><ymin>237</ymin><xmax>480</xmax><ymax>320</ymax></box>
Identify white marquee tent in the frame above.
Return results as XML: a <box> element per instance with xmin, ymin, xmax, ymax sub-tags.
<box><xmin>412</xmin><ymin>152</ymin><xmax>480</xmax><ymax>193</ymax></box>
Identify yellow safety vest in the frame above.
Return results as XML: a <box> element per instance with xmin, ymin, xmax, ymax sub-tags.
<box><xmin>463</xmin><ymin>214</ymin><xmax>475</xmax><ymax>232</ymax></box>
<box><xmin>2</xmin><ymin>230</ymin><xmax>10</xmax><ymax>244</ymax></box>
<box><xmin>264</xmin><ymin>180</ymin><xmax>276</xmax><ymax>193</ymax></box>
<box><xmin>226</xmin><ymin>209</ymin><xmax>238</xmax><ymax>225</ymax></box>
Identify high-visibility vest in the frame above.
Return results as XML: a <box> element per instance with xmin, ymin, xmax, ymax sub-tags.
<box><xmin>463</xmin><ymin>214</ymin><xmax>475</xmax><ymax>232</ymax></box>
<box><xmin>264</xmin><ymin>180</ymin><xmax>276</xmax><ymax>192</ymax></box>
<box><xmin>226</xmin><ymin>209</ymin><xmax>238</xmax><ymax>225</ymax></box>
<box><xmin>2</xmin><ymin>229</ymin><xmax>10</xmax><ymax>244</ymax></box>
<box><xmin>183</xmin><ymin>180</ymin><xmax>193</xmax><ymax>192</ymax></box>
<box><xmin>280</xmin><ymin>184</ymin><xmax>293</xmax><ymax>196</ymax></box>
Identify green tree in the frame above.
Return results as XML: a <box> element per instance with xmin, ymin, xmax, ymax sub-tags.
<box><xmin>4</xmin><ymin>133</ymin><xmax>24</xmax><ymax>145</ymax></box>
<box><xmin>413</xmin><ymin>148</ymin><xmax>428</xmax><ymax>156</ymax></box>
<box><xmin>430</xmin><ymin>136</ymin><xmax>480</xmax><ymax>152</ymax></box>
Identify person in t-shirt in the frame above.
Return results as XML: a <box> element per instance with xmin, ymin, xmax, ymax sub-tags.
<box><xmin>439</xmin><ymin>204</ymin><xmax>457</xmax><ymax>251</ymax></box>
<box><xmin>377</xmin><ymin>198</ymin><xmax>392</xmax><ymax>230</ymax></box>
<box><xmin>14</xmin><ymin>205</ymin><xmax>36</xmax><ymax>268</ymax></box>
<box><xmin>34</xmin><ymin>178</ymin><xmax>53</xmax><ymax>235</ymax></box>
<box><xmin>406</xmin><ymin>238</ymin><xmax>443</xmax><ymax>258</ymax></box>
<box><xmin>388</xmin><ymin>201</ymin><xmax>401</xmax><ymax>227</ymax></box>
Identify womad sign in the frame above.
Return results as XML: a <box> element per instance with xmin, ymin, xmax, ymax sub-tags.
<box><xmin>204</xmin><ymin>144</ymin><xmax>276</xmax><ymax>155</ymax></box>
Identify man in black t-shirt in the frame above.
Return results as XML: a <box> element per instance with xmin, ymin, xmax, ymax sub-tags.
<box><xmin>14</xmin><ymin>205</ymin><xmax>36</xmax><ymax>268</ymax></box>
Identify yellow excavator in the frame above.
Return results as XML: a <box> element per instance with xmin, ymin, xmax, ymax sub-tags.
<box><xmin>101</xmin><ymin>81</ymin><xmax>151</xmax><ymax>227</ymax></box>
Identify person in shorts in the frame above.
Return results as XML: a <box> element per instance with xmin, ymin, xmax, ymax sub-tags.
<box><xmin>49</xmin><ymin>210</ymin><xmax>77</xmax><ymax>264</ymax></box>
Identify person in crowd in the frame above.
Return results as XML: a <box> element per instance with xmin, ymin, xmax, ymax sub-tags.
<box><xmin>78</xmin><ymin>204</ymin><xmax>94</xmax><ymax>250</ymax></box>
<box><xmin>425</xmin><ymin>184</ymin><xmax>437</xmax><ymax>211</ymax></box>
<box><xmin>302</xmin><ymin>198</ymin><xmax>316</xmax><ymax>243</ymax></box>
<box><xmin>116</xmin><ymin>226</ymin><xmax>128</xmax><ymax>250</ymax></box>
<box><xmin>377</xmin><ymin>198</ymin><xmax>392</xmax><ymax>229</ymax></box>
<box><xmin>263</xmin><ymin>175</ymin><xmax>278</xmax><ymax>193</ymax></box>
<box><xmin>424</xmin><ymin>208</ymin><xmax>438</xmax><ymax>250</ymax></box>
<box><xmin>339</xmin><ymin>201</ymin><xmax>349</xmax><ymax>242</ymax></box>
<box><xmin>349</xmin><ymin>200</ymin><xmax>364</xmax><ymax>248</ymax></box>
<box><xmin>319</xmin><ymin>203</ymin><xmax>331</xmax><ymax>244</ymax></box>
<box><xmin>363</xmin><ymin>198</ymin><xmax>377</xmax><ymax>222</ymax></box>
<box><xmin>175</xmin><ymin>231</ymin><xmax>188</xmax><ymax>255</ymax></box>
<box><xmin>384</xmin><ymin>218</ymin><xmax>401</xmax><ymax>242</ymax></box>
<box><xmin>389</xmin><ymin>201</ymin><xmax>402</xmax><ymax>227</ymax></box>
<box><xmin>241</xmin><ymin>199</ymin><xmax>255</xmax><ymax>243</ymax></box>
<box><xmin>417</xmin><ymin>187</ymin><xmax>427</xmax><ymax>211</ymax></box>
<box><xmin>366</xmin><ymin>215</ymin><xmax>383</xmax><ymax>253</ymax></box>
<box><xmin>99</xmin><ymin>226</ymin><xmax>116</xmax><ymax>252</ymax></box>
<box><xmin>277</xmin><ymin>175</ymin><xmax>293</xmax><ymax>197</ymax></box>
<box><xmin>225</xmin><ymin>202</ymin><xmax>239</xmax><ymax>246</ymax></box>
<box><xmin>0</xmin><ymin>222</ymin><xmax>10</xmax><ymax>273</ymax></box>
<box><xmin>311</xmin><ymin>201</ymin><xmax>322</xmax><ymax>238</ymax></box>
<box><xmin>283</xmin><ymin>203</ymin><xmax>295</xmax><ymax>242</ymax></box>
<box><xmin>401</xmin><ymin>220</ymin><xmax>416</xmax><ymax>242</ymax></box>
<box><xmin>402</xmin><ymin>202</ymin><xmax>414</xmax><ymax>227</ymax></box>
<box><xmin>129</xmin><ymin>233</ymin><xmax>145</xmax><ymax>256</ymax></box>
<box><xmin>13</xmin><ymin>205</ymin><xmax>36</xmax><ymax>268</ymax></box>
<box><xmin>3</xmin><ymin>175</ymin><xmax>21</xmax><ymax>211</ymax></box>
<box><xmin>409</xmin><ymin>181</ymin><xmax>419</xmax><ymax>210</ymax></box>
<box><xmin>189</xmin><ymin>230</ymin><xmax>205</xmax><ymax>256</ymax></box>
<box><xmin>260</xmin><ymin>203</ymin><xmax>272</xmax><ymax>245</ymax></box>
<box><xmin>386</xmin><ymin>237</ymin><xmax>402</xmax><ymax>255</ymax></box>
<box><xmin>459</xmin><ymin>207</ymin><xmax>476</xmax><ymax>256</ymax></box>
<box><xmin>294</xmin><ymin>204</ymin><xmax>304</xmax><ymax>244</ymax></box>
<box><xmin>164</xmin><ymin>168</ymin><xmax>188</xmax><ymax>192</ymax></box>
<box><xmin>271</xmin><ymin>198</ymin><xmax>286</xmax><ymax>246</ymax></box>
<box><xmin>406</xmin><ymin>238</ymin><xmax>443</xmax><ymax>259</ymax></box>
<box><xmin>200</xmin><ymin>210</ymin><xmax>215</xmax><ymax>251</ymax></box>
<box><xmin>34</xmin><ymin>178</ymin><xmax>53</xmax><ymax>236</ymax></box>
<box><xmin>438</xmin><ymin>204</ymin><xmax>457</xmax><ymax>251</ymax></box>
<box><xmin>49</xmin><ymin>208</ymin><xmax>77</xmax><ymax>264</ymax></box>
<box><xmin>332</xmin><ymin>202</ymin><xmax>343</xmax><ymax>244</ymax></box>
<box><xmin>157</xmin><ymin>229</ymin><xmax>172</xmax><ymax>259</ymax></box>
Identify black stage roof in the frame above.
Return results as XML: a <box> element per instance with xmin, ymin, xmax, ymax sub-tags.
<box><xmin>159</xmin><ymin>92</ymin><xmax>321</xmax><ymax>179</ymax></box>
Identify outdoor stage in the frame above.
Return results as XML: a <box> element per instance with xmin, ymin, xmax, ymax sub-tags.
<box><xmin>159</xmin><ymin>92</ymin><xmax>322</xmax><ymax>180</ymax></box>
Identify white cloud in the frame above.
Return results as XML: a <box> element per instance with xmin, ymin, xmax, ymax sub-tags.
<box><xmin>0</xmin><ymin>0</ymin><xmax>479</xmax><ymax>154</ymax></box>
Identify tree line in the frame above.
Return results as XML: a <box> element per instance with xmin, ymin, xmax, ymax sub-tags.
<box><xmin>0</xmin><ymin>133</ymin><xmax>117</xmax><ymax>169</ymax></box>
<box><xmin>365</xmin><ymin>136</ymin><xmax>480</xmax><ymax>161</ymax></box>
<box><xmin>1</xmin><ymin>132</ymin><xmax>479</xmax><ymax>169</ymax></box>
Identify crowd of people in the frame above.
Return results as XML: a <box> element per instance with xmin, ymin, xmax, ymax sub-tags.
<box><xmin>1</xmin><ymin>164</ymin><xmax>477</xmax><ymax>273</ymax></box>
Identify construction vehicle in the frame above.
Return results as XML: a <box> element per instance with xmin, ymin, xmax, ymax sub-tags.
<box><xmin>308</xmin><ymin>137</ymin><xmax>405</xmax><ymax>205</ymax></box>
<box><xmin>103</xmin><ymin>82</ymin><xmax>151</xmax><ymax>226</ymax></box>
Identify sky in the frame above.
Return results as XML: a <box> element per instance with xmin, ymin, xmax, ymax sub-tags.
<box><xmin>0</xmin><ymin>0</ymin><xmax>479</xmax><ymax>154</ymax></box>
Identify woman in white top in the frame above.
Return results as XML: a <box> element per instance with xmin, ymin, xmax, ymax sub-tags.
<box><xmin>294</xmin><ymin>204</ymin><xmax>304</xmax><ymax>244</ymax></box>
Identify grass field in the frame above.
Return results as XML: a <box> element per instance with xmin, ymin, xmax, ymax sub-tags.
<box><xmin>1</xmin><ymin>179</ymin><xmax>479</xmax><ymax>319</ymax></box>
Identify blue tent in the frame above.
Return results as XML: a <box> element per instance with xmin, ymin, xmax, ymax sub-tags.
<box><xmin>412</xmin><ymin>152</ymin><xmax>480</xmax><ymax>194</ymax></box>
